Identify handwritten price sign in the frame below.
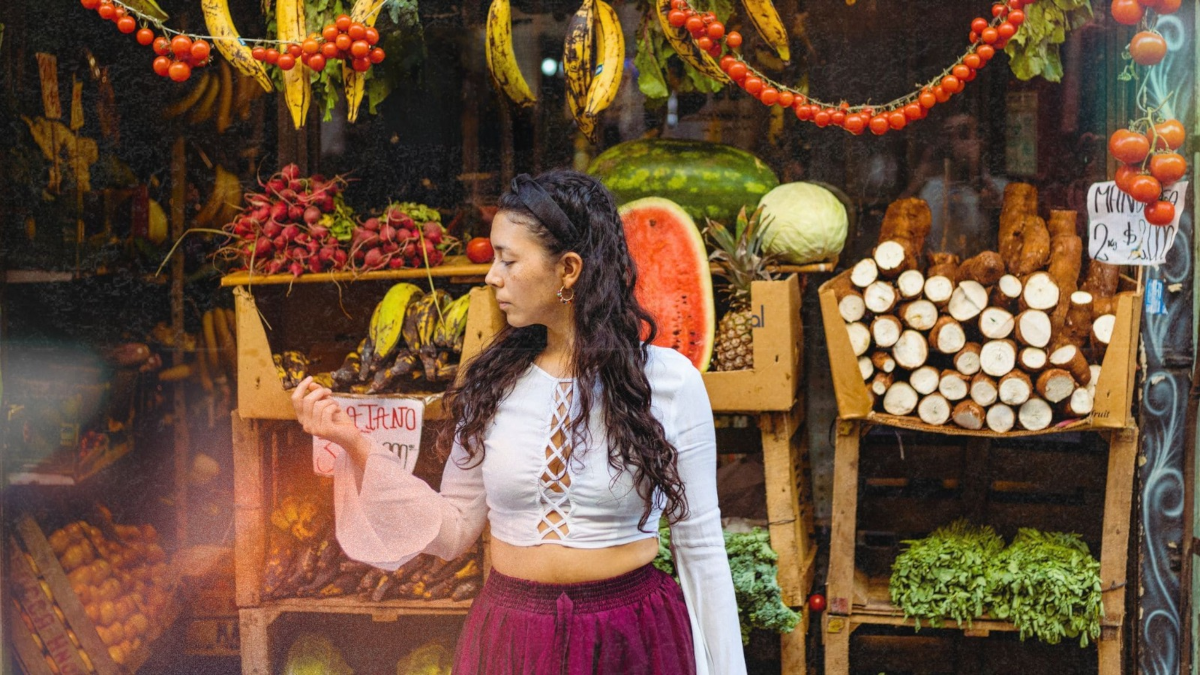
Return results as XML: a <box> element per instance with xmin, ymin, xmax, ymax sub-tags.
<box><xmin>1086</xmin><ymin>181</ymin><xmax>1186</xmax><ymax>265</ymax></box>
<box><xmin>311</xmin><ymin>397</ymin><xmax>424</xmax><ymax>477</ymax></box>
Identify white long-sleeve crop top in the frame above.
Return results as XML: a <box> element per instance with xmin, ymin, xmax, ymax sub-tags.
<box><xmin>331</xmin><ymin>345</ymin><xmax>747</xmax><ymax>674</ymax></box>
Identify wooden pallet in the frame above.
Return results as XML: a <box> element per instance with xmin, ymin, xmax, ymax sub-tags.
<box><xmin>823</xmin><ymin>421</ymin><xmax>1137</xmax><ymax>675</ymax></box>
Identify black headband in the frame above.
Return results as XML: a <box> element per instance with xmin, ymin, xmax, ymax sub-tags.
<box><xmin>510</xmin><ymin>174</ymin><xmax>579</xmax><ymax>245</ymax></box>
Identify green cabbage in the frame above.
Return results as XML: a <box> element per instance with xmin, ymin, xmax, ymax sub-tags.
<box><xmin>283</xmin><ymin>633</ymin><xmax>353</xmax><ymax>675</ymax></box>
<box><xmin>396</xmin><ymin>641</ymin><xmax>453</xmax><ymax>675</ymax></box>
<box><xmin>758</xmin><ymin>182</ymin><xmax>848</xmax><ymax>265</ymax></box>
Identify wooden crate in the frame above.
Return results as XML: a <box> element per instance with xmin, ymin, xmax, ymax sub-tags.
<box><xmin>230</xmin><ymin>277</ymin><xmax>495</xmax><ymax>421</ymax></box>
<box><xmin>702</xmin><ymin>274</ymin><xmax>804</xmax><ymax>413</ymax></box>
<box><xmin>818</xmin><ymin>270</ymin><xmax>1143</xmax><ymax>434</ymax></box>
<box><xmin>7</xmin><ymin>515</ymin><xmax>180</xmax><ymax>675</ymax></box>
<box><xmin>823</xmin><ymin>421</ymin><xmax>1137</xmax><ymax>675</ymax></box>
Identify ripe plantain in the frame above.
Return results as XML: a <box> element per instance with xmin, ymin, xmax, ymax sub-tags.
<box><xmin>582</xmin><ymin>0</ymin><xmax>625</xmax><ymax>133</ymax></box>
<box><xmin>486</xmin><ymin>0</ymin><xmax>537</xmax><ymax>108</ymax></box>
<box><xmin>432</xmin><ymin>293</ymin><xmax>471</xmax><ymax>353</ymax></box>
<box><xmin>201</xmin><ymin>0</ymin><xmax>273</xmax><ymax>92</ymax></box>
<box><xmin>369</xmin><ymin>283</ymin><xmax>424</xmax><ymax>364</ymax></box>
<box><xmin>343</xmin><ymin>0</ymin><xmax>388</xmax><ymax>123</ymax></box>
<box><xmin>163</xmin><ymin>72</ymin><xmax>214</xmax><ymax>120</ymax></box>
<box><xmin>276</xmin><ymin>0</ymin><xmax>310</xmax><ymax>129</ymax></box>
<box><xmin>741</xmin><ymin>0</ymin><xmax>791</xmax><ymax>61</ymax></box>
<box><xmin>563</xmin><ymin>0</ymin><xmax>597</xmax><ymax>138</ymax></box>
<box><xmin>216</xmin><ymin>60</ymin><xmax>235</xmax><ymax>134</ymax></box>
<box><xmin>653</xmin><ymin>0</ymin><xmax>730</xmax><ymax>84</ymax></box>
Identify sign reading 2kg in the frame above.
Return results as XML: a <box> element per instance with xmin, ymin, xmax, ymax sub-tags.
<box><xmin>1086</xmin><ymin>180</ymin><xmax>1186</xmax><ymax>266</ymax></box>
<box><xmin>311</xmin><ymin>396</ymin><xmax>425</xmax><ymax>477</ymax></box>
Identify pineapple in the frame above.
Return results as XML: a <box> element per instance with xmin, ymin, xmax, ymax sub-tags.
<box><xmin>705</xmin><ymin>206</ymin><xmax>776</xmax><ymax>371</ymax></box>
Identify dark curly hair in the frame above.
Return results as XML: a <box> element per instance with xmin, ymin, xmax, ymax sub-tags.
<box><xmin>438</xmin><ymin>169</ymin><xmax>689</xmax><ymax>530</ymax></box>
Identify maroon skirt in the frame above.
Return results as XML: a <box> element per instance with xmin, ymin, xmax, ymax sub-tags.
<box><xmin>452</xmin><ymin>563</ymin><xmax>697</xmax><ymax>675</ymax></box>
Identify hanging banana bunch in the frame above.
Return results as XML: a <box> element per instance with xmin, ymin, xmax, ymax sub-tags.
<box><xmin>277</xmin><ymin>0</ymin><xmax>310</xmax><ymax>129</ymax></box>
<box><xmin>343</xmin><ymin>0</ymin><xmax>389</xmax><ymax>123</ymax></box>
<box><xmin>201</xmin><ymin>0</ymin><xmax>274</xmax><ymax>92</ymax></box>
<box><xmin>741</xmin><ymin>0</ymin><xmax>790</xmax><ymax>61</ymax></box>
<box><xmin>563</xmin><ymin>0</ymin><xmax>597</xmax><ymax>140</ymax></box>
<box><xmin>654</xmin><ymin>0</ymin><xmax>730</xmax><ymax>84</ymax></box>
<box><xmin>581</xmin><ymin>0</ymin><xmax>625</xmax><ymax>137</ymax></box>
<box><xmin>485</xmin><ymin>0</ymin><xmax>537</xmax><ymax>108</ymax></box>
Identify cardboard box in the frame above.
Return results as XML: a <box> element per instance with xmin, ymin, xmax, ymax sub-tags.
<box><xmin>817</xmin><ymin>269</ymin><xmax>1141</xmax><ymax>435</ymax></box>
<box><xmin>232</xmin><ymin>283</ymin><xmax>497</xmax><ymax>420</ymax></box>
<box><xmin>702</xmin><ymin>274</ymin><xmax>804</xmax><ymax>413</ymax></box>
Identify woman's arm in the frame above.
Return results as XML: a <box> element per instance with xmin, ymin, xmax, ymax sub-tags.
<box><xmin>665</xmin><ymin>364</ymin><xmax>748</xmax><ymax>675</ymax></box>
<box><xmin>293</xmin><ymin>378</ymin><xmax>488</xmax><ymax>570</ymax></box>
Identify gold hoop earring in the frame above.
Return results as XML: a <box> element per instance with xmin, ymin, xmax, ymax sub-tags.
<box><xmin>556</xmin><ymin>286</ymin><xmax>575</xmax><ymax>304</ymax></box>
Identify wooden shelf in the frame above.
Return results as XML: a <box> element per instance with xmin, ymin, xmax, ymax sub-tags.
<box><xmin>219</xmin><ymin>257</ymin><xmax>839</xmax><ymax>288</ymax></box>
<box><xmin>6</xmin><ymin>439</ymin><xmax>134</xmax><ymax>487</ymax></box>
<box><xmin>261</xmin><ymin>595</ymin><xmax>473</xmax><ymax>618</ymax></box>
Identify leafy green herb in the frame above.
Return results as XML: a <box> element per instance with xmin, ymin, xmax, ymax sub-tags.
<box><xmin>889</xmin><ymin>519</ymin><xmax>1005</xmax><ymax>630</ymax></box>
<box><xmin>655</xmin><ymin>522</ymin><xmax>799</xmax><ymax>644</ymax></box>
<box><xmin>985</xmin><ymin>529</ymin><xmax>1103</xmax><ymax>647</ymax></box>
<box><xmin>1004</xmin><ymin>0</ymin><xmax>1093</xmax><ymax>82</ymax></box>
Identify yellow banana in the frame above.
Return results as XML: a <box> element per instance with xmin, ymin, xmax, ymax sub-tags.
<box><xmin>654</xmin><ymin>0</ymin><xmax>730</xmax><ymax>84</ymax></box>
<box><xmin>485</xmin><ymin>0</ymin><xmax>537</xmax><ymax>108</ymax></box>
<box><xmin>277</xmin><ymin>0</ymin><xmax>310</xmax><ymax>129</ymax></box>
<box><xmin>433</xmin><ymin>293</ymin><xmax>472</xmax><ymax>352</ymax></box>
<box><xmin>582</xmin><ymin>0</ymin><xmax>624</xmax><ymax>129</ymax></box>
<box><xmin>188</xmin><ymin>69</ymin><xmax>224</xmax><ymax>124</ymax></box>
<box><xmin>163</xmin><ymin>72</ymin><xmax>213</xmax><ymax>120</ymax></box>
<box><xmin>124</xmin><ymin>0</ymin><xmax>168</xmax><ymax>22</ymax></box>
<box><xmin>563</xmin><ymin>0</ymin><xmax>596</xmax><ymax>138</ymax></box>
<box><xmin>369</xmin><ymin>283</ymin><xmax>424</xmax><ymax>361</ymax></box>
<box><xmin>201</xmin><ymin>0</ymin><xmax>273</xmax><ymax>93</ymax></box>
<box><xmin>216</xmin><ymin>60</ymin><xmax>234</xmax><ymax>133</ymax></box>
<box><xmin>344</xmin><ymin>0</ymin><xmax>388</xmax><ymax>123</ymax></box>
<box><xmin>741</xmin><ymin>0</ymin><xmax>790</xmax><ymax>61</ymax></box>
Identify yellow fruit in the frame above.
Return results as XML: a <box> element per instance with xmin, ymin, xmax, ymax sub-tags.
<box><xmin>114</xmin><ymin>597</ymin><xmax>136</xmax><ymax>622</ymax></box>
<box><xmin>91</xmin><ymin>559</ymin><xmax>112</xmax><ymax>583</ymax></box>
<box><xmin>127</xmin><ymin>613</ymin><xmax>150</xmax><ymax>636</ymax></box>
<box><xmin>60</xmin><ymin>544</ymin><xmax>85</xmax><ymax>571</ymax></box>
<box><xmin>98</xmin><ymin>578</ymin><xmax>121</xmax><ymax>602</ymax></box>
<box><xmin>64</xmin><ymin>522</ymin><xmax>84</xmax><ymax>542</ymax></box>
<box><xmin>72</xmin><ymin>583</ymin><xmax>91</xmax><ymax>605</ymax></box>
<box><xmin>78</xmin><ymin>540</ymin><xmax>96</xmax><ymax>565</ymax></box>
<box><xmin>85</xmin><ymin>602</ymin><xmax>101</xmax><ymax>625</ymax></box>
<box><xmin>99</xmin><ymin>600</ymin><xmax>118</xmax><ymax>626</ymax></box>
<box><xmin>68</xmin><ymin>566</ymin><xmax>93</xmax><ymax>588</ymax></box>
<box><xmin>49</xmin><ymin>529</ymin><xmax>71</xmax><ymax>554</ymax></box>
<box><xmin>108</xmin><ymin>645</ymin><xmax>125</xmax><ymax>665</ymax></box>
<box><xmin>96</xmin><ymin>624</ymin><xmax>113</xmax><ymax>646</ymax></box>
<box><xmin>106</xmin><ymin>621</ymin><xmax>125</xmax><ymax>644</ymax></box>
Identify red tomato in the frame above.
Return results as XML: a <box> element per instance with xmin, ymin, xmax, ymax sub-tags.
<box><xmin>81</xmin><ymin>0</ymin><xmax>101</xmax><ymax>8</ymax></box>
<box><xmin>1145</xmin><ymin>200</ymin><xmax>1175</xmax><ymax>226</ymax></box>
<box><xmin>264</xmin><ymin>49</ymin><xmax>280</xmax><ymax>65</ymax></box>
<box><xmin>952</xmin><ymin>64</ymin><xmax>971</xmax><ymax>80</ymax></box>
<box><xmin>981</xmin><ymin>27</ymin><xmax>999</xmax><ymax>44</ymax></box>
<box><xmin>743</xmin><ymin>77</ymin><xmax>763</xmax><ymax>96</ymax></box>
<box><xmin>1149</xmin><ymin>153</ymin><xmax>1187</xmax><ymax>184</ymax></box>
<box><xmin>963</xmin><ymin>54</ymin><xmax>983</xmax><ymax>70</ymax></box>
<box><xmin>844</xmin><ymin>114</ymin><xmax>866</xmax><ymax>135</ymax></box>
<box><xmin>919</xmin><ymin>89</ymin><xmax>937</xmax><ymax>109</ymax></box>
<box><xmin>321</xmin><ymin>42</ymin><xmax>341</xmax><ymax>59</ymax></box>
<box><xmin>307</xmin><ymin>53</ymin><xmax>327</xmax><ymax>72</ymax></box>
<box><xmin>813</xmin><ymin>110</ymin><xmax>831</xmax><ymax>127</ymax></box>
<box><xmin>685</xmin><ymin>15</ymin><xmax>705</xmax><ymax>34</ymax></box>
<box><xmin>251</xmin><ymin>46</ymin><xmax>267</xmax><ymax>61</ymax></box>
<box><xmin>997</xmin><ymin>22</ymin><xmax>1016</xmax><ymax>40</ymax></box>
<box><xmin>1153</xmin><ymin>119</ymin><xmax>1186</xmax><ymax>150</ymax></box>
<box><xmin>136</xmin><ymin>28</ymin><xmax>155</xmax><ymax>45</ymax></box>
<box><xmin>170</xmin><ymin>35</ymin><xmax>193</xmax><ymax>58</ymax></box>
<box><xmin>335</xmin><ymin>34</ymin><xmax>353</xmax><ymax>51</ymax></box>
<box><xmin>97</xmin><ymin>2</ymin><xmax>116</xmax><ymax>19</ymax></box>
<box><xmin>1112</xmin><ymin>0</ymin><xmax>1145</xmax><ymax>22</ymax></box>
<box><xmin>1009</xmin><ymin>9</ymin><xmax>1026</xmax><ymax>25</ymax></box>
<box><xmin>869</xmin><ymin>115</ymin><xmax>890</xmax><ymax>135</ymax></box>
<box><xmin>154</xmin><ymin>37</ymin><xmax>171</xmax><ymax>55</ymax></box>
<box><xmin>759</xmin><ymin>88</ymin><xmax>780</xmax><ymax>106</ymax></box>
<box><xmin>808</xmin><ymin>594</ymin><xmax>827</xmax><ymax>612</ymax></box>
<box><xmin>191</xmin><ymin>40</ymin><xmax>211</xmax><ymax>63</ymax></box>
<box><xmin>696</xmin><ymin>36</ymin><xmax>714</xmax><ymax>52</ymax></box>
<box><xmin>277</xmin><ymin>54</ymin><xmax>296</xmax><ymax>70</ymax></box>
<box><xmin>725</xmin><ymin>32</ymin><xmax>743</xmax><ymax>49</ymax></box>
<box><xmin>1129</xmin><ymin>31</ymin><xmax>1167</xmax><ymax>66</ymax></box>
<box><xmin>941</xmin><ymin>75</ymin><xmax>962</xmax><ymax>93</ymax></box>
<box><xmin>904</xmin><ymin>103</ymin><xmax>923</xmax><ymax>121</ymax></box>
<box><xmin>168</xmin><ymin>60</ymin><xmax>192</xmax><ymax>82</ymax></box>
<box><xmin>466</xmin><ymin>237</ymin><xmax>495</xmax><ymax>264</ymax></box>
<box><xmin>348</xmin><ymin>23</ymin><xmax>367</xmax><ymax>40</ymax></box>
<box><xmin>335</xmin><ymin>14</ymin><xmax>352</xmax><ymax>31</ymax></box>
<box><xmin>934</xmin><ymin>85</ymin><xmax>951</xmax><ymax>103</ymax></box>
<box><xmin>1127</xmin><ymin>174</ymin><xmax>1163</xmax><ymax>203</ymax></box>
<box><xmin>365</xmin><ymin>27</ymin><xmax>380</xmax><ymax>45</ymax></box>
<box><xmin>727</xmin><ymin>62</ymin><xmax>748</xmax><ymax>81</ymax></box>
<box><xmin>1157</xmin><ymin>0</ymin><xmax>1181</xmax><ymax>12</ymax></box>
<box><xmin>1114</xmin><ymin>164</ymin><xmax>1141</xmax><ymax>192</ymax></box>
<box><xmin>888</xmin><ymin>111</ymin><xmax>908</xmax><ymax>130</ymax></box>
<box><xmin>793</xmin><ymin>104</ymin><xmax>813</xmax><ymax>121</ymax></box>
<box><xmin>777</xmin><ymin>91</ymin><xmax>795</xmax><ymax>108</ymax></box>
<box><xmin>322</xmin><ymin>25</ymin><xmax>340</xmax><ymax>42</ymax></box>
<box><xmin>977</xmin><ymin>44</ymin><xmax>996</xmax><ymax>61</ymax></box>
<box><xmin>152</xmin><ymin>55</ymin><xmax>172</xmax><ymax>77</ymax></box>
<box><xmin>352</xmin><ymin>57</ymin><xmax>371</xmax><ymax>72</ymax></box>
<box><xmin>971</xmin><ymin>17</ymin><xmax>989</xmax><ymax>33</ymax></box>
<box><xmin>351</xmin><ymin>40</ymin><xmax>371</xmax><ymax>58</ymax></box>
<box><xmin>1109</xmin><ymin>129</ymin><xmax>1150</xmax><ymax>164</ymax></box>
<box><xmin>116</xmin><ymin>16</ymin><xmax>137</xmax><ymax>33</ymax></box>
<box><xmin>706</xmin><ymin>22</ymin><xmax>725</xmax><ymax>40</ymax></box>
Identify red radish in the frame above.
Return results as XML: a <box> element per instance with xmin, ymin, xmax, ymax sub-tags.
<box><xmin>333</xmin><ymin>250</ymin><xmax>347</xmax><ymax>266</ymax></box>
<box><xmin>383</xmin><ymin>241</ymin><xmax>399</xmax><ymax>254</ymax></box>
<box><xmin>428</xmin><ymin>250</ymin><xmax>444</xmax><ymax>266</ymax></box>
<box><xmin>304</xmin><ymin>206</ymin><xmax>322</xmax><ymax>224</ymax></box>
<box><xmin>281</xmin><ymin>224</ymin><xmax>300</xmax><ymax>241</ymax></box>
<box><xmin>288</xmin><ymin>205</ymin><xmax>305</xmax><ymax>222</ymax></box>
<box><xmin>262</xmin><ymin>221</ymin><xmax>282</xmax><ymax>238</ymax></box>
<box><xmin>308</xmin><ymin>258</ymin><xmax>324</xmax><ymax>274</ymax></box>
<box><xmin>273</xmin><ymin>235</ymin><xmax>287</xmax><ymax>250</ymax></box>
<box><xmin>319</xmin><ymin>196</ymin><xmax>335</xmax><ymax>212</ymax></box>
<box><xmin>380</xmin><ymin>225</ymin><xmax>397</xmax><ymax>242</ymax></box>
<box><xmin>389</xmin><ymin>257</ymin><xmax>405</xmax><ymax>269</ymax></box>
<box><xmin>267</xmin><ymin>178</ymin><xmax>287</xmax><ymax>194</ymax></box>
<box><xmin>363</xmin><ymin>217</ymin><xmax>381</xmax><ymax>231</ymax></box>
<box><xmin>403</xmin><ymin>243</ymin><xmax>416</xmax><ymax>257</ymax></box>
<box><xmin>364</xmin><ymin>248</ymin><xmax>384</xmax><ymax>268</ymax></box>
<box><xmin>266</xmin><ymin>259</ymin><xmax>285</xmax><ymax>275</ymax></box>
<box><xmin>254</xmin><ymin>237</ymin><xmax>274</xmax><ymax>257</ymax></box>
<box><xmin>395</xmin><ymin>228</ymin><xmax>413</xmax><ymax>241</ymax></box>
<box><xmin>270</xmin><ymin>202</ymin><xmax>288</xmax><ymax>222</ymax></box>
<box><xmin>289</xmin><ymin>261</ymin><xmax>304</xmax><ymax>276</ymax></box>
<box><xmin>280</xmin><ymin>164</ymin><xmax>300</xmax><ymax>181</ymax></box>
<box><xmin>289</xmin><ymin>179</ymin><xmax>305</xmax><ymax>192</ymax></box>
<box><xmin>309</xmin><ymin>225</ymin><xmax>330</xmax><ymax>239</ymax></box>
<box><xmin>422</xmin><ymin>222</ymin><xmax>443</xmax><ymax>245</ymax></box>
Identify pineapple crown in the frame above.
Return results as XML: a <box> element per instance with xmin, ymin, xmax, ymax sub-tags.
<box><xmin>704</xmin><ymin>206</ymin><xmax>777</xmax><ymax>303</ymax></box>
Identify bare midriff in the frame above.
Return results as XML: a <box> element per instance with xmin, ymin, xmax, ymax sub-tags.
<box><xmin>489</xmin><ymin>536</ymin><xmax>660</xmax><ymax>583</ymax></box>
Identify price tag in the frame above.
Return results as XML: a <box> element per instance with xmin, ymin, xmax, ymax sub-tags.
<box><xmin>312</xmin><ymin>397</ymin><xmax>424</xmax><ymax>477</ymax></box>
<box><xmin>1086</xmin><ymin>181</ymin><xmax>1186</xmax><ymax>265</ymax></box>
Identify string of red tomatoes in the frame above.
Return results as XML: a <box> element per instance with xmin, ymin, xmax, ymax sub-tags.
<box><xmin>75</xmin><ymin>0</ymin><xmax>385</xmax><ymax>83</ymax></box>
<box><xmin>1108</xmin><ymin>0</ymin><xmax>1186</xmax><ymax>227</ymax></box>
<box><xmin>667</xmin><ymin>0</ymin><xmax>1030</xmax><ymax>135</ymax></box>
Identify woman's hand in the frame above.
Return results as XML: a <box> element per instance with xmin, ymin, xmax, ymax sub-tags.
<box><xmin>291</xmin><ymin>377</ymin><xmax>363</xmax><ymax>451</ymax></box>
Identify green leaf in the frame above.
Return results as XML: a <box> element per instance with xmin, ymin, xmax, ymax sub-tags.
<box><xmin>635</xmin><ymin>28</ymin><xmax>670</xmax><ymax>101</ymax></box>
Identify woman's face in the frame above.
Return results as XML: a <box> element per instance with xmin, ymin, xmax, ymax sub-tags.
<box><xmin>484</xmin><ymin>211</ymin><xmax>567</xmax><ymax>328</ymax></box>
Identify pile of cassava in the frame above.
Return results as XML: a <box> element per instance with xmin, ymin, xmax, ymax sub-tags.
<box><xmin>832</xmin><ymin>185</ymin><xmax>1123</xmax><ymax>432</ymax></box>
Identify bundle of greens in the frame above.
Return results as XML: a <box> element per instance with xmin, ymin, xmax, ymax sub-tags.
<box><xmin>888</xmin><ymin>519</ymin><xmax>1005</xmax><ymax>630</ymax></box>
<box><xmin>1004</xmin><ymin>0</ymin><xmax>1093</xmax><ymax>82</ymax></box>
<box><xmin>654</xmin><ymin>522</ymin><xmax>799</xmax><ymax>645</ymax></box>
<box><xmin>985</xmin><ymin>529</ymin><xmax>1103</xmax><ymax>647</ymax></box>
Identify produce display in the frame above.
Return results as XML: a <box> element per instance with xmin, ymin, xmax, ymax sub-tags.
<box><xmin>654</xmin><ymin>523</ymin><xmax>798</xmax><ymax>645</ymax></box>
<box><xmin>265</xmin><ymin>494</ymin><xmax>482</xmax><ymax>603</ymax></box>
<box><xmin>215</xmin><ymin>165</ymin><xmax>456</xmax><ymax>277</ymax></box>
<box><xmin>618</xmin><ymin>198</ymin><xmax>715</xmax><ymax>371</ymax></box>
<box><xmin>890</xmin><ymin>520</ymin><xmax>1102</xmax><ymax>647</ymax></box>
<box><xmin>48</xmin><ymin>515</ymin><xmax>175</xmax><ymax>665</ymax></box>
<box><xmin>273</xmin><ymin>282</ymin><xmax>473</xmax><ymax>393</ymax></box>
<box><xmin>831</xmin><ymin>186</ymin><xmax>1122</xmax><ymax>432</ymax></box>
<box><xmin>589</xmin><ymin>139</ymin><xmax>779</xmax><ymax>226</ymax></box>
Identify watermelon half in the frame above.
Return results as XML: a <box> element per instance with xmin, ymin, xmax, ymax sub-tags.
<box><xmin>618</xmin><ymin>197</ymin><xmax>715</xmax><ymax>371</ymax></box>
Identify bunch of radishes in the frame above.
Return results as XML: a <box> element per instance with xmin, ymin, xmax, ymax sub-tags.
<box><xmin>222</xmin><ymin>164</ymin><xmax>351</xmax><ymax>276</ymax></box>
<box><xmin>349</xmin><ymin>202</ymin><xmax>457</xmax><ymax>272</ymax></box>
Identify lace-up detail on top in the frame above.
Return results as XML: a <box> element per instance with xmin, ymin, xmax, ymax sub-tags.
<box><xmin>537</xmin><ymin>381</ymin><xmax>574</xmax><ymax>540</ymax></box>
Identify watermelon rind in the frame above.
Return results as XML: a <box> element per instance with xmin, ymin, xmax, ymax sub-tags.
<box><xmin>590</xmin><ymin>139</ymin><xmax>779</xmax><ymax>228</ymax></box>
<box><xmin>618</xmin><ymin>197</ymin><xmax>715</xmax><ymax>372</ymax></box>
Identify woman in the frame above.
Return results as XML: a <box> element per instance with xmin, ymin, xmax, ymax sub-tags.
<box><xmin>292</xmin><ymin>170</ymin><xmax>746</xmax><ymax>674</ymax></box>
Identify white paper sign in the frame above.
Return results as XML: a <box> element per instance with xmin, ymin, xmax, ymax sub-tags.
<box><xmin>312</xmin><ymin>396</ymin><xmax>424</xmax><ymax>476</ymax></box>
<box><xmin>1086</xmin><ymin>180</ymin><xmax>1186</xmax><ymax>265</ymax></box>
